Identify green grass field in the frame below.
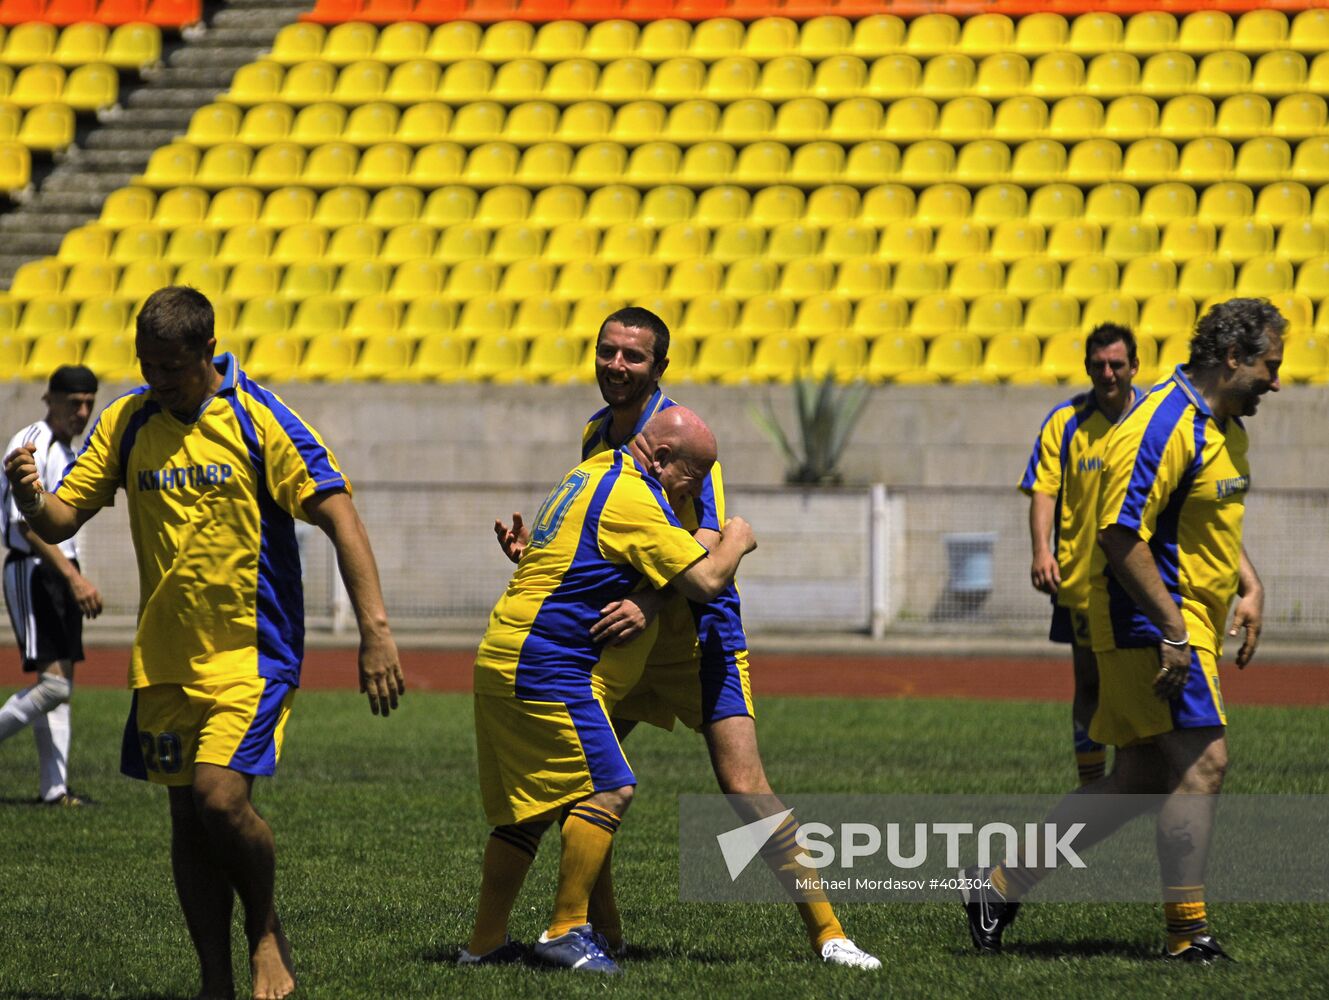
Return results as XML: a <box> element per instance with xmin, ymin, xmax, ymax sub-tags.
<box><xmin>0</xmin><ymin>688</ymin><xmax>1324</xmax><ymax>999</ymax></box>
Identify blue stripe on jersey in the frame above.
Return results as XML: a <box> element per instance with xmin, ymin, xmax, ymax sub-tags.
<box><xmin>238</xmin><ymin>376</ymin><xmax>345</xmax><ymax>491</ymax></box>
<box><xmin>229</xmin><ymin>678</ymin><xmax>290</xmax><ymax>773</ymax></box>
<box><xmin>565</xmin><ymin>697</ymin><xmax>636</xmax><ymax>792</ymax></box>
<box><xmin>515</xmin><ymin>453</ymin><xmax>640</xmax><ymax>702</ymax></box>
<box><xmin>1116</xmin><ymin>384</ymin><xmax>1190</xmax><ymax>533</ymax></box>
<box><xmin>227</xmin><ymin>396</ymin><xmax>305</xmax><ymax>685</ymax></box>
<box><xmin>117</xmin><ymin>399</ymin><xmax>161</xmax><ymax>489</ymax></box>
<box><xmin>692</xmin><ymin>471</ymin><xmax>721</xmax><ymax>533</ymax></box>
<box><xmin>1019</xmin><ymin>396</ymin><xmax>1076</xmax><ymax>491</ymax></box>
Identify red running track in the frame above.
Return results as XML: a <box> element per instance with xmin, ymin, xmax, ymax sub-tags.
<box><xmin>58</xmin><ymin>647</ymin><xmax>1329</xmax><ymax>707</ymax></box>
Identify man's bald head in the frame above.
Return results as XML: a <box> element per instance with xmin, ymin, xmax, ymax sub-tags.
<box><xmin>629</xmin><ymin>406</ymin><xmax>718</xmax><ymax>509</ymax></box>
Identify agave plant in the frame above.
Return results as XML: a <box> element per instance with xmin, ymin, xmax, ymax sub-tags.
<box><xmin>748</xmin><ymin>375</ymin><xmax>871</xmax><ymax>485</ymax></box>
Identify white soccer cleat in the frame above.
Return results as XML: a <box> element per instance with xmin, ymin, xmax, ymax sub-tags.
<box><xmin>820</xmin><ymin>937</ymin><xmax>882</xmax><ymax>969</ymax></box>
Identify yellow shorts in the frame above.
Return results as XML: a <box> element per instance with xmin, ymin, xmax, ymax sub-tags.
<box><xmin>474</xmin><ymin>693</ymin><xmax>633</xmax><ymax>827</ymax></box>
<box><xmin>120</xmin><ymin>676</ymin><xmax>296</xmax><ymax>786</ymax></box>
<box><xmin>613</xmin><ymin>650</ymin><xmax>755</xmax><ymax>733</ymax></box>
<box><xmin>1091</xmin><ymin>646</ymin><xmax>1226</xmax><ymax>748</ymax></box>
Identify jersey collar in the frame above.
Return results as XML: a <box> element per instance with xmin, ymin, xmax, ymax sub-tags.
<box><xmin>214</xmin><ymin>352</ymin><xmax>239</xmax><ymax>395</ymax></box>
<box><xmin>599</xmin><ymin>387</ymin><xmax>670</xmax><ymax>452</ymax></box>
<box><xmin>1170</xmin><ymin>365</ymin><xmax>1214</xmax><ymax>419</ymax></box>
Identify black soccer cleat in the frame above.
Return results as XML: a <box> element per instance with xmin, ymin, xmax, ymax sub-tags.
<box><xmin>959</xmin><ymin>865</ymin><xmax>1021</xmax><ymax>954</ymax></box>
<box><xmin>1163</xmin><ymin>933</ymin><xmax>1234</xmax><ymax>964</ymax></box>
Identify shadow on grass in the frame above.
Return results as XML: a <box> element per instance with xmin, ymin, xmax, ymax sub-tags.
<box><xmin>952</xmin><ymin>939</ymin><xmax>1158</xmax><ymax>961</ymax></box>
<box><xmin>0</xmin><ymin>993</ymin><xmax>180</xmax><ymax>1000</ymax></box>
<box><xmin>420</xmin><ymin>944</ymin><xmax>731</xmax><ymax>965</ymax></box>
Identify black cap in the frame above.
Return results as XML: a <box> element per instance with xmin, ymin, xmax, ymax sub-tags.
<box><xmin>48</xmin><ymin>365</ymin><xmax>99</xmax><ymax>394</ymax></box>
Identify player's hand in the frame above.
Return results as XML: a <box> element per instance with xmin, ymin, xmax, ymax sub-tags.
<box><xmin>358</xmin><ymin>629</ymin><xmax>405</xmax><ymax>717</ymax></box>
<box><xmin>68</xmin><ymin>574</ymin><xmax>102</xmax><ymax>619</ymax></box>
<box><xmin>494</xmin><ymin>512</ymin><xmax>529</xmax><ymax>564</ymax></box>
<box><xmin>1153</xmin><ymin>641</ymin><xmax>1191</xmax><ymax>700</ymax></box>
<box><xmin>723</xmin><ymin>516</ymin><xmax>757</xmax><ymax>554</ymax></box>
<box><xmin>591</xmin><ymin>591</ymin><xmax>662</xmax><ymax>647</ymax></box>
<box><xmin>1229</xmin><ymin>589</ymin><xmax>1264</xmax><ymax>668</ymax></box>
<box><xmin>1030</xmin><ymin>551</ymin><xmax>1060</xmax><ymax>595</ymax></box>
<box><xmin>3</xmin><ymin>444</ymin><xmax>43</xmax><ymax>502</ymax></box>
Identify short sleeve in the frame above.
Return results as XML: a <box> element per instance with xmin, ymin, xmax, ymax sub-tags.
<box><xmin>598</xmin><ymin>475</ymin><xmax>707</xmax><ymax>589</ymax></box>
<box><xmin>53</xmin><ymin>400</ymin><xmax>125</xmax><ymax>511</ymax></box>
<box><xmin>1019</xmin><ymin>408</ymin><xmax>1065</xmax><ymax>498</ymax></box>
<box><xmin>248</xmin><ymin>388</ymin><xmax>349</xmax><ymax>520</ymax></box>
<box><xmin>1098</xmin><ymin>409</ymin><xmax>1193</xmax><ymax>544</ymax></box>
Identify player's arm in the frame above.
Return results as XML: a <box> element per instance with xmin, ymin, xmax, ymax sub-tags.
<box><xmin>305</xmin><ymin>489</ymin><xmax>405</xmax><ymax>717</ymax></box>
<box><xmin>1028</xmin><ymin>491</ymin><xmax>1060</xmax><ymax>595</ymax></box>
<box><xmin>1098</xmin><ymin>525</ymin><xmax>1190</xmax><ymax>699</ymax></box>
<box><xmin>1229</xmin><ymin>545</ymin><xmax>1264</xmax><ymax>668</ymax></box>
<box><xmin>3</xmin><ymin>445</ymin><xmax>97</xmax><ymax>543</ymax></box>
<box><xmin>670</xmin><ymin>516</ymin><xmax>757</xmax><ymax>604</ymax></box>
<box><xmin>591</xmin><ymin>523</ymin><xmax>723</xmax><ymax>646</ymax></box>
<box><xmin>16</xmin><ymin>522</ymin><xmax>101</xmax><ymax>618</ymax></box>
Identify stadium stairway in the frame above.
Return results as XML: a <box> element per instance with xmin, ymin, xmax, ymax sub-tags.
<box><xmin>0</xmin><ymin>0</ymin><xmax>312</xmax><ymax>287</ymax></box>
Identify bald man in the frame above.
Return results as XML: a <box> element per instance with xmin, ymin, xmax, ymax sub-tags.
<box><xmin>466</xmin><ymin>408</ymin><xmax>756</xmax><ymax>974</ymax></box>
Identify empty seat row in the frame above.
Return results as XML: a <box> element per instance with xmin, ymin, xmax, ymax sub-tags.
<box><xmin>0</xmin><ymin>0</ymin><xmax>196</xmax><ymax>27</ymax></box>
<box><xmin>185</xmin><ymin>92</ymin><xmax>1329</xmax><ymax>150</ymax></box>
<box><xmin>0</xmin><ymin>22</ymin><xmax>160</xmax><ymax>69</ymax></box>
<box><xmin>89</xmin><ymin>181</ymin><xmax>1329</xmax><ymax>236</ymax></box>
<box><xmin>283</xmin><ymin>11</ymin><xmax>1329</xmax><ymax>64</ymax></box>
<box><xmin>136</xmin><ymin>134</ymin><xmax>1329</xmax><ymax>192</ymax></box>
<box><xmin>223</xmin><ymin>50</ymin><xmax>1329</xmax><ymax>109</ymax></box>
<box><xmin>0</xmin><ymin>62</ymin><xmax>118</xmax><ymax>111</ymax></box>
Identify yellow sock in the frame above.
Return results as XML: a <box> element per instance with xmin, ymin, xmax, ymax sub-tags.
<box><xmin>468</xmin><ymin>825</ymin><xmax>542</xmax><ymax>955</ymax></box>
<box><xmin>1075</xmin><ymin>749</ymin><xmax>1108</xmax><ymax>786</ymax></box>
<box><xmin>759</xmin><ymin>815</ymin><xmax>845</xmax><ymax>950</ymax></box>
<box><xmin>587</xmin><ymin>842</ymin><xmax>622</xmax><ymax>950</ymax></box>
<box><xmin>1164</xmin><ymin>886</ymin><xmax>1207</xmax><ymax>953</ymax></box>
<box><xmin>991</xmin><ymin>864</ymin><xmax>1038</xmax><ymax>901</ymax></box>
<box><xmin>548</xmin><ymin>802</ymin><xmax>621</xmax><ymax>939</ymax></box>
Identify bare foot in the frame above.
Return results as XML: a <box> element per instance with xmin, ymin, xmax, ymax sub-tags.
<box><xmin>250</xmin><ymin>928</ymin><xmax>295</xmax><ymax>1000</ymax></box>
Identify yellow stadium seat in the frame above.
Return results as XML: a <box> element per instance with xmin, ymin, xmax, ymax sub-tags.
<box><xmin>831</xmin><ymin>257</ymin><xmax>886</xmax><ymax>297</ymax></box>
<box><xmin>375</xmin><ymin>20</ymin><xmax>427</xmax><ymax>63</ymax></box>
<box><xmin>941</xmin><ymin>96</ymin><xmax>995</xmax><ymax>140</ymax></box>
<box><xmin>1140</xmin><ymin>51</ymin><xmax>1195</xmax><ymax>97</ymax></box>
<box><xmin>173</xmin><ymin>260</ymin><xmax>228</xmax><ymax>299</ymax></box>
<box><xmin>568</xmin><ymin>141</ymin><xmax>626</xmax><ymax>186</ymax></box>
<box><xmin>226</xmin><ymin>260</ymin><xmax>282</xmax><ymax>299</ymax></box>
<box><xmin>1122</xmin><ymin>137</ymin><xmax>1179</xmax><ymax>182</ymax></box>
<box><xmin>516</xmin><ymin>142</ymin><xmax>573</xmax><ymax>187</ymax></box>
<box><xmin>1178</xmin><ymin>256</ymin><xmax>1235</xmax><ymax>299</ymax></box>
<box><xmin>332</xmin><ymin>259</ymin><xmax>390</xmax><ymax>300</ymax></box>
<box><xmin>1121</xmin><ymin>255</ymin><xmax>1177</xmax><ymax>298</ymax></box>
<box><xmin>110</xmin><ymin>224</ymin><xmax>165</xmax><ymax>265</ymax></box>
<box><xmin>583</xmin><ymin>17</ymin><xmax>637</xmax><ymax>60</ymax></box>
<box><xmin>277</xmin><ymin>60</ymin><xmax>335</xmax><ymax>105</ymax></box>
<box><xmin>1082</xmin><ymin>293</ymin><xmax>1137</xmax><ymax>331</ymax></box>
<box><xmin>847</xmin><ymin>11</ymin><xmax>902</xmax><ymax>55</ymax></box>
<box><xmin>1028</xmin><ymin>51</ymin><xmax>1083</xmax><ymax>98</ymax></box>
<box><xmin>496</xmin><ymin>257</ymin><xmax>555</xmax><ymax>300</ymax></box>
<box><xmin>779</xmin><ymin>257</ymin><xmax>834</xmax><ymax>298</ymax></box>
<box><xmin>1196</xmin><ymin>50</ymin><xmax>1250</xmax><ymax>96</ymax></box>
<box><xmin>333</xmin><ymin>59</ymin><xmax>388</xmax><ymax>104</ymax></box>
<box><xmin>356</xmin><ymin>332</ymin><xmax>413</xmax><ymax>380</ymax></box>
<box><xmin>556</xmin><ymin>100</ymin><xmax>610</xmax><ymax>143</ymax></box>
<box><xmin>400</xmin><ymin>329</ymin><xmax>466</xmax><ymax>382</ymax></box>
<box><xmin>508</xmin><ymin>295</ymin><xmax>566</xmax><ymax>342</ymax></box>
<box><xmin>1039</xmin><ymin>329</ymin><xmax>1087</xmax><ymax>380</ymax></box>
<box><xmin>1138</xmin><ymin>183</ymin><xmax>1196</xmax><ymax>226</ymax></box>
<box><xmin>866</xmin><ymin>331</ymin><xmax>924</xmax><ymax>382</ymax></box>
<box><xmin>1010</xmin><ymin>138</ymin><xmax>1066</xmax><ymax>183</ymax></box>
<box><xmin>0</xmin><ymin>103</ymin><xmax>17</xmax><ymax>142</ymax></box>
<box><xmin>541</xmin><ymin>221</ymin><xmax>598</xmax><ymax>263</ymax></box>
<box><xmin>721</xmin><ymin>257</ymin><xmax>776</xmax><ymax>298</ymax></box>
<box><xmin>1271</xmin><ymin>94</ymin><xmax>1325</xmax><ymax>139</ymax></box>
<box><xmin>1065</xmin><ymin>138</ymin><xmax>1121</xmax><ymax>184</ymax></box>
<box><xmin>954</xmin><ymin>139</ymin><xmax>1009</xmax><ymax>184</ymax></box>
<box><xmin>472</xmin><ymin>185</ymin><xmax>529</xmax><ymax>229</ymax></box>
<box><xmin>865</xmin><ymin>53</ymin><xmax>921</xmax><ymax>100</ymax></box>
<box><xmin>58</xmin><ymin>224</ymin><xmax>112</xmax><ymax>264</ymax></box>
<box><xmin>733</xmin><ymin>141</ymin><xmax>789</xmax><ymax>185</ymax></box>
<box><xmin>137</xmin><ymin>143</ymin><xmax>198</xmax><ymax>188</ymax></box>
<box><xmin>545</xmin><ymin>57</ymin><xmax>598</xmax><ymax>102</ymax></box>
<box><xmin>906</xmin><ymin>12</ymin><xmax>960</xmax><ymax>54</ymax></box>
<box><xmin>523</xmin><ymin>333</ymin><xmax>587</xmax><ymax>383</ymax></box>
<box><xmin>365</xmin><ymin>185</ymin><xmax>422</xmax><ymax>228</ymax></box>
<box><xmin>1178</xmin><ymin>137</ymin><xmax>1234</xmax><ymax>182</ymax></box>
<box><xmin>932</xmin><ymin>221</ymin><xmax>988</xmax><ymax>264</ymax></box>
<box><xmin>1276</xmin><ymin>220</ymin><xmax>1328</xmax><ymax>263</ymax></box>
<box><xmin>636</xmin><ymin>15</ymin><xmax>689</xmax><ymax>59</ymax></box>
<box><xmin>439</xmin><ymin>59</ymin><xmax>493</xmax><ymax>102</ymax></box>
<box><xmin>82</xmin><ymin>327</ymin><xmax>138</xmax><ymax>380</ymax></box>
<box><xmin>1154</xmin><ymin>331</ymin><xmax>1189</xmax><ymax>372</ymax></box>
<box><xmin>323</xmin><ymin>22</ymin><xmax>375</xmax><ymax>64</ymax></box>
<box><xmin>341</xmin><ymin>296</ymin><xmax>401</xmax><ymax>342</ymax></box>
<box><xmin>1291</xmin><ymin>136</ymin><xmax>1329</xmax><ymax>182</ymax></box>
<box><xmin>739</xmin><ymin>294</ymin><xmax>794</xmax><ymax>339</ymax></box>
<box><xmin>809</xmin><ymin>56</ymin><xmax>865</xmax><ymax>104</ymax></box>
<box><xmin>883</xmin><ymin>96</ymin><xmax>936</xmax><ymax>140</ymax></box>
<box><xmin>279</xmin><ymin>261</ymin><xmax>336</xmax><ymax>300</ymax></box>
<box><xmin>69</xmin><ymin>295</ymin><xmax>123</xmax><ymax>343</ymax></box>
<box><xmin>991</xmin><ymin>94</ymin><xmax>1047</xmax><ymax>139</ymax></box>
<box><xmin>960</xmin><ymin>11</ymin><xmax>1015</xmax><ymax>54</ymax></box>
<box><xmin>250</xmin><ymin>142</ymin><xmax>307</xmax><ymax>188</ymax></box>
<box><xmin>1178</xmin><ymin>9</ymin><xmax>1233</xmax><ymax>51</ymax></box>
<box><xmin>243</xmin><ymin>331</ymin><xmax>302</xmax><ymax>381</ymax></box>
<box><xmin>326</xmin><ymin>223</ymin><xmax>381</xmax><ymax>262</ymax></box>
<box><xmin>599</xmin><ymin>56</ymin><xmax>653</xmax><ymax>100</ymax></box>
<box><xmin>1296</xmin><ymin>256</ymin><xmax>1329</xmax><ymax>298</ymax></box>
<box><xmin>743</xmin><ymin>14</ymin><xmax>797</xmax><ymax>58</ymax></box>
<box><xmin>1025</xmin><ymin>292</ymin><xmax>1080</xmax><ymax>337</ymax></box>
<box><xmin>745</xmin><ymin>334</ymin><xmax>806</xmax><ymax>384</ymax></box>
<box><xmin>461</xmin><ymin>142</ymin><xmax>519</xmax><ymax>185</ymax></box>
<box><xmin>64</xmin><ymin>261</ymin><xmax>118</xmax><ymax>302</ymax></box>
<box><xmin>822</xmin><ymin>222</ymin><xmax>876</xmax><ymax>262</ymax></box>
<box><xmin>707</xmin><ymin>55</ymin><xmax>761</xmax><ymax>101</ymax></box>
<box><xmin>688</xmin><ymin>185</ymin><xmax>744</xmax><ymax>227</ymax></box>
<box><xmin>674</xmin><ymin>141</ymin><xmax>729</xmax><ymax>186</ymax></box>
<box><xmin>799</xmin><ymin>13</ymin><xmax>852</xmax><ymax>58</ymax></box>
<box><xmin>980</xmin><ymin>331</ymin><xmax>1041</xmax><ymax>381</ymax></box>
<box><xmin>505</xmin><ymin>101</ymin><xmax>558</xmax><ymax>144</ymax></box>
<box><xmin>683</xmin><ymin>334</ymin><xmax>747</xmax><ymax>385</ymax></box>
<box><xmin>806</xmin><ymin>332</ymin><xmax>867</xmax><ymax>383</ymax></box>
<box><xmin>921</xmin><ymin>53</ymin><xmax>975</xmax><ymax>98</ymax></box>
<box><xmin>236</xmin><ymin>102</ymin><xmax>292</xmax><ymax>145</ymax></box>
<box><xmin>189</xmin><ymin>143</ymin><xmax>249</xmax><ymax>190</ymax></box>
<box><xmin>98</xmin><ymin>186</ymin><xmax>155</xmax><ymax>230</ymax></box>
<box><xmin>1062</xmin><ymin>255</ymin><xmax>1117</xmax><ymax>299</ymax></box>
<box><xmin>451</xmin><ymin>101</ymin><xmax>504</xmax><ymax>142</ymax></box>
<box><xmin>10</xmin><ymin>64</ymin><xmax>64</xmax><ymax>110</ymax></box>
<box><xmin>1217</xmin><ymin>220</ymin><xmax>1274</xmax><ymax>263</ymax></box>
<box><xmin>345</xmin><ymin>103</ymin><xmax>401</xmax><ymax>146</ymax></box>
<box><xmin>975</xmin><ymin>53</ymin><xmax>1030</xmax><ymax>100</ymax></box>
<box><xmin>1084</xmin><ymin>52</ymin><xmax>1137</xmax><ymax>98</ymax></box>
<box><xmin>1290</xmin><ymin>8</ymin><xmax>1329</xmax><ymax>47</ymax></box>
<box><xmin>1236</xmin><ymin>256</ymin><xmax>1293</xmax><ymax>296</ymax></box>
<box><xmin>688</xmin><ymin>15</ymin><xmax>743</xmax><ymax>59</ymax></box>
<box><xmin>923</xmin><ymin>330</ymin><xmax>981</xmax><ymax>381</ymax></box>
<box><xmin>1234</xmin><ymin>8</ymin><xmax>1288</xmax><ymax>46</ymax></box>
<box><xmin>967</xmin><ymin>292</ymin><xmax>1022</xmax><ymax>339</ymax></box>
<box><xmin>17</xmin><ymin>296</ymin><xmax>72</xmax><ymax>343</ymax></box>
<box><xmin>2</xmin><ymin>22</ymin><xmax>56</xmax><ymax>63</ymax></box>
<box><xmin>912</xmin><ymin>183</ymin><xmax>968</xmax><ymax>226</ymax></box>
<box><xmin>379</xmin><ymin>222</ymin><xmax>434</xmax><ymax>264</ymax></box>
<box><xmin>1123</xmin><ymin>10</ymin><xmax>1177</xmax><ymax>53</ymax></box>
<box><xmin>1046</xmin><ymin>220</ymin><xmax>1102</xmax><ymax>263</ymax></box>
<box><xmin>989</xmin><ymin>220</ymin><xmax>1045</xmax><ymax>262</ymax></box>
<box><xmin>466</xmin><ymin>331</ymin><xmax>524</xmax><ymax>382</ymax></box>
<box><xmin>185</xmin><ymin>102</ymin><xmax>240</xmax><ymax>146</ymax></box>
<box><xmin>1217</xmin><ymin>94</ymin><xmax>1272</xmax><ymax>140</ymax></box>
<box><xmin>1081</xmin><ymin>183</ymin><xmax>1138</xmax><ymax>226</ymax></box>
<box><xmin>1004</xmin><ymin>255</ymin><xmax>1061</xmax><ymax>300</ymax></box>
<box><xmin>794</xmin><ymin>295</ymin><xmax>850</xmax><ymax>338</ymax></box>
<box><xmin>552</xmin><ymin>259</ymin><xmax>610</xmax><ymax>301</ymax></box>
<box><xmin>1139</xmin><ymin>293</ymin><xmax>1195</xmax><ymax>339</ymax></box>
<box><xmin>234</xmin><ymin>294</ymin><xmax>291</xmax><ymax>339</ymax></box>
<box><xmin>478</xmin><ymin>19</ymin><xmax>532</xmax><ymax>61</ymax></box>
<box><xmin>591</xmin><ymin>221</ymin><xmax>646</xmax><ymax>263</ymax></box>
<box><xmin>399</xmin><ymin>294</ymin><xmax>456</xmax><ymax>341</ymax></box>
<box><xmin>418</xmin><ymin>187</ymin><xmax>474</xmax><ymax>230</ymax></box>
<box><xmin>949</xmin><ymin>256</ymin><xmax>1005</xmax><ymax>298</ymax></box>
<box><xmin>858</xmin><ymin>184</ymin><xmax>914</xmax><ymax>226</ymax></box>
<box><xmin>253</xmin><ymin>187</ymin><xmax>310</xmax><ymax>228</ymax></box>
<box><xmin>1068</xmin><ymin>10</ymin><xmax>1123</xmax><ymax>53</ymax></box>
<box><xmin>386</xmin><ymin>258</ymin><xmax>445</xmax><ymax>299</ymax></box>
<box><xmin>9</xmin><ymin>258</ymin><xmax>64</xmax><ymax>302</ymax></box>
<box><xmin>1267</xmin><ymin>292</ymin><xmax>1313</xmax><ymax>337</ymax></box>
<box><xmin>674</xmin><ymin>294</ymin><xmax>736</xmax><ymax>342</ymax></box>
<box><xmin>147</xmin><ymin>188</ymin><xmax>205</xmax><ymax>231</ymax></box>
<box><xmin>531</xmin><ymin>19</ymin><xmax>585</xmax><ymax>61</ymax></box>
<box><xmin>767</xmin><ymin>221</ymin><xmax>818</xmax><ymax>263</ymax></box>
<box><xmin>844</xmin><ymin>140</ymin><xmax>899</xmax><ymax>185</ymax></box>
<box><xmin>1102</xmin><ymin>94</ymin><xmax>1158</xmax><ymax>137</ymax></box>
<box><xmin>803</xmin><ymin>185</ymin><xmax>859</xmax><ymax>227</ymax></box>
<box><xmin>1281</xmin><ymin>334</ymin><xmax>1328</xmax><ymax>382</ymax></box>
<box><xmin>290</xmin><ymin>102</ymin><xmax>346</xmax><ymax>145</ymax></box>
<box><xmin>649</xmin><ymin>221</ymin><xmax>702</xmax><ymax>263</ymax></box>
<box><xmin>875</xmin><ymin>220</ymin><xmax>931</xmax><ymax>264</ymax></box>
<box><xmin>789</xmin><ymin>141</ymin><xmax>844</xmax><ymax>187</ymax></box>
<box><xmin>746</xmin><ymin>187</ymin><xmax>802</xmax><ymax>229</ymax></box>
<box><xmin>852</xmin><ymin>293</ymin><xmax>908</xmax><ymax>336</ymax></box>
<box><xmin>1027</xmin><ymin>183</ymin><xmax>1082</xmax><ymax>224</ymax></box>
<box><xmin>1048</xmin><ymin>94</ymin><xmax>1105</xmax><ymax>138</ymax></box>
<box><xmin>25</xmin><ymin>330</ymin><xmax>82</xmax><ymax>377</ymax></box>
<box><xmin>710</xmin><ymin>223</ymin><xmax>762</xmax><ymax>263</ymax></box>
<box><xmin>892</xmin><ymin>258</ymin><xmax>947</xmax><ymax>298</ymax></box>
<box><xmin>1160</xmin><ymin>219</ymin><xmax>1216</xmax><ymax>260</ymax></box>
<box><xmin>581</xmin><ymin>184</ymin><xmax>638</xmax><ymax>227</ymax></box>
<box><xmin>224</xmin><ymin>60</ymin><xmax>282</xmax><ymax>105</ymax></box>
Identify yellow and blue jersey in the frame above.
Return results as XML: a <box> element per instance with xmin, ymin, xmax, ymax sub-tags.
<box><xmin>53</xmin><ymin>354</ymin><xmax>347</xmax><ymax>689</ymax></box>
<box><xmin>475</xmin><ymin>449</ymin><xmax>707</xmax><ymax>704</ymax></box>
<box><xmin>1089</xmin><ymin>367</ymin><xmax>1250</xmax><ymax>656</ymax></box>
<box><xmin>1020</xmin><ymin>386</ymin><xmax>1144</xmax><ymax>610</ymax></box>
<box><xmin>581</xmin><ymin>388</ymin><xmax>748</xmax><ymax>667</ymax></box>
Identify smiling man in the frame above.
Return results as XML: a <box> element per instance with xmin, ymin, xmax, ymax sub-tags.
<box><xmin>963</xmin><ymin>298</ymin><xmax>1286</xmax><ymax>963</ymax></box>
<box><xmin>4</xmin><ymin>286</ymin><xmax>404</xmax><ymax>1000</ymax></box>
<box><xmin>0</xmin><ymin>365</ymin><xmax>101</xmax><ymax>806</ymax></box>
<box><xmin>1020</xmin><ymin>324</ymin><xmax>1143</xmax><ymax>786</ymax></box>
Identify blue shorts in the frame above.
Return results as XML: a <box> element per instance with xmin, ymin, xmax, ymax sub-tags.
<box><xmin>1050</xmin><ymin>605</ymin><xmax>1091</xmax><ymax>647</ymax></box>
<box><xmin>613</xmin><ymin>649</ymin><xmax>755</xmax><ymax>733</ymax></box>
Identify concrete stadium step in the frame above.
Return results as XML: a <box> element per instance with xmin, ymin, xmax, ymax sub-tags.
<box><xmin>103</xmin><ymin>109</ymin><xmax>196</xmax><ymax>130</ymax></box>
<box><xmin>169</xmin><ymin>46</ymin><xmax>269</xmax><ymax>69</ymax></box>
<box><xmin>0</xmin><ymin>212</ymin><xmax>89</xmax><ymax>233</ymax></box>
<box><xmin>146</xmin><ymin>67</ymin><xmax>245</xmax><ymax>90</ymax></box>
<box><xmin>84</xmin><ymin>129</ymin><xmax>182</xmax><ymax>151</ymax></box>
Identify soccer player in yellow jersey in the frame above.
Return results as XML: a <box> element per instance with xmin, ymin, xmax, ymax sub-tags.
<box><xmin>4</xmin><ymin>287</ymin><xmax>405</xmax><ymax>1000</ymax></box>
<box><xmin>496</xmin><ymin>308</ymin><xmax>879</xmax><ymax>969</ymax></box>
<box><xmin>1021</xmin><ymin>324</ymin><xmax>1142</xmax><ymax>785</ymax></box>
<box><xmin>465</xmin><ymin>406</ymin><xmax>757</xmax><ymax>974</ymax></box>
<box><xmin>962</xmin><ymin>298</ymin><xmax>1283</xmax><ymax>963</ymax></box>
